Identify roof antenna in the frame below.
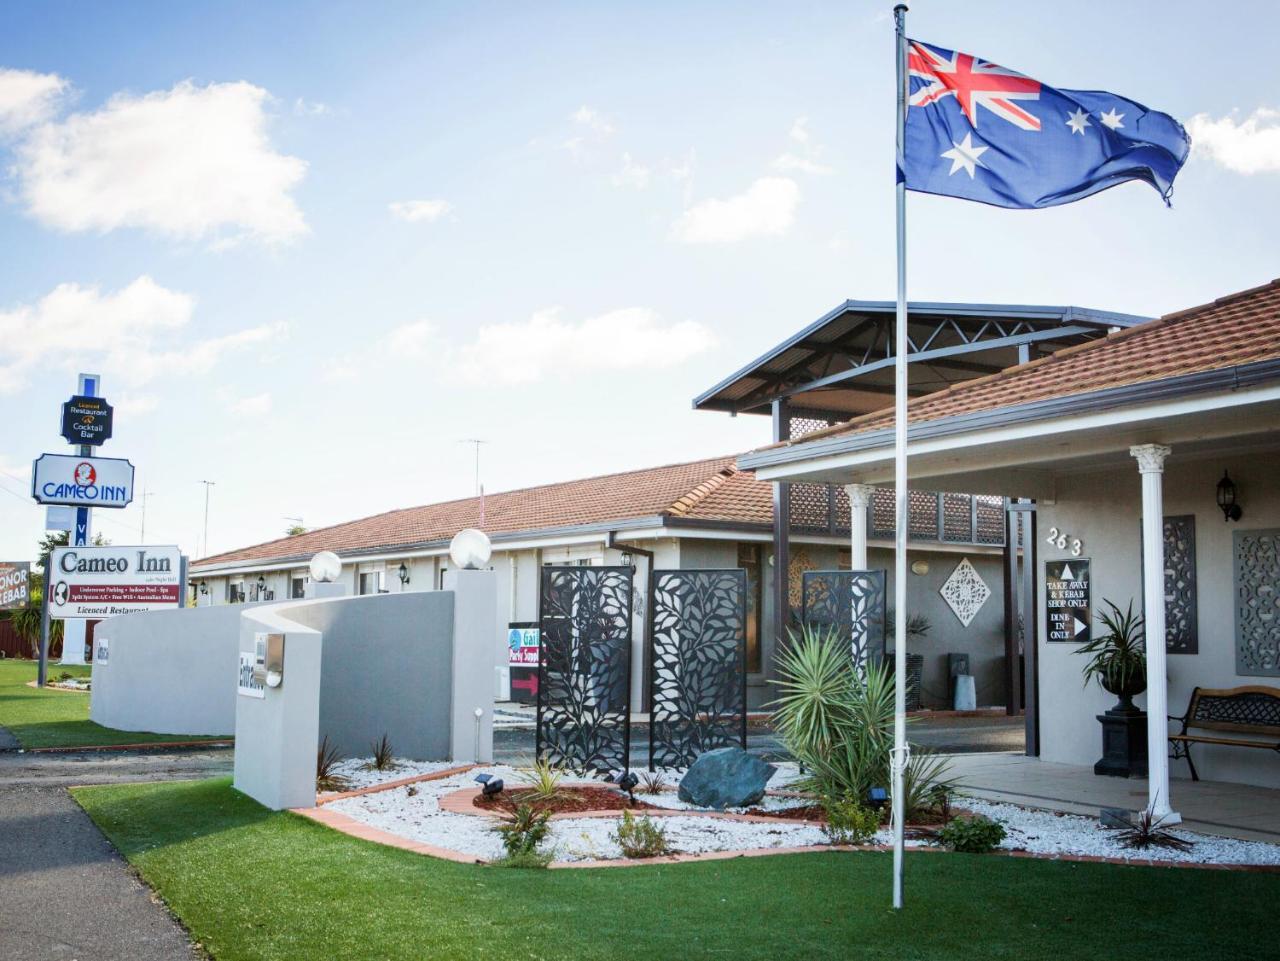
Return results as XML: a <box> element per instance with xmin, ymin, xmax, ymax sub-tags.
<box><xmin>459</xmin><ymin>438</ymin><xmax>487</xmax><ymax>497</ymax></box>
<box><xmin>479</xmin><ymin>483</ymin><xmax>486</xmax><ymax>528</ymax></box>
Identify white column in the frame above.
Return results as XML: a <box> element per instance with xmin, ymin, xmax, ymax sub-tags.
<box><xmin>844</xmin><ymin>483</ymin><xmax>876</xmax><ymax>570</ymax></box>
<box><xmin>1131</xmin><ymin>444</ymin><xmax>1179</xmax><ymax>823</ymax></box>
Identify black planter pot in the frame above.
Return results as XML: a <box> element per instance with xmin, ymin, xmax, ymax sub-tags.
<box><xmin>1100</xmin><ymin>669</ymin><xmax>1146</xmax><ymax>715</ymax></box>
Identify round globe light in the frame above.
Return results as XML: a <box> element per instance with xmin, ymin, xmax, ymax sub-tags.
<box><xmin>308</xmin><ymin>550</ymin><xmax>342</xmax><ymax>583</ymax></box>
<box><xmin>449</xmin><ymin>528</ymin><xmax>491</xmax><ymax>570</ymax></box>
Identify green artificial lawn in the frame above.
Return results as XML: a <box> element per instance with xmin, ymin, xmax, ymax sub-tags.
<box><xmin>0</xmin><ymin>659</ymin><xmax>228</xmax><ymax>748</ymax></box>
<box><xmin>75</xmin><ymin>777</ymin><xmax>1277</xmax><ymax>961</ymax></box>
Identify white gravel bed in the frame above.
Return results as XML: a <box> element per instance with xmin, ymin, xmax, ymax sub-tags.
<box><xmin>326</xmin><ymin>757</ymin><xmax>462</xmax><ymax>792</ymax></box>
<box><xmin>960</xmin><ymin>797</ymin><xmax>1280</xmax><ymax>866</ymax></box>
<box><xmin>637</xmin><ymin>789</ymin><xmax>815</xmax><ymax>814</ymax></box>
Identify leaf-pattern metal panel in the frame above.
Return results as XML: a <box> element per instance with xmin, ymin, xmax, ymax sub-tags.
<box><xmin>648</xmin><ymin>570</ymin><xmax>746</xmax><ymax>770</ymax></box>
<box><xmin>801</xmin><ymin>569</ymin><xmax>887</xmax><ymax>673</ymax></box>
<box><xmin>1234</xmin><ymin>529</ymin><xmax>1280</xmax><ymax>677</ymax></box>
<box><xmin>536</xmin><ymin>566</ymin><xmax>633</xmax><ymax>773</ymax></box>
<box><xmin>1163</xmin><ymin>515</ymin><xmax>1198</xmax><ymax>655</ymax></box>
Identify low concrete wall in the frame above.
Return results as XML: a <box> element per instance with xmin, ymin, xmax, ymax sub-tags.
<box><xmin>285</xmin><ymin>592</ymin><xmax>456</xmax><ymax>761</ymax></box>
<box><xmin>89</xmin><ymin>603</ymin><xmax>268</xmax><ymax>736</ymax></box>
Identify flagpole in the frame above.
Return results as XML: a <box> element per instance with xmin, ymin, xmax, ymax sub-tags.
<box><xmin>891</xmin><ymin>1</ymin><xmax>909</xmax><ymax>911</ymax></box>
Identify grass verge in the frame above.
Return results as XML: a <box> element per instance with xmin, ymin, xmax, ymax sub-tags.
<box><xmin>74</xmin><ymin>777</ymin><xmax>1278</xmax><ymax>961</ymax></box>
<box><xmin>0</xmin><ymin>659</ymin><xmax>228</xmax><ymax>749</ymax></box>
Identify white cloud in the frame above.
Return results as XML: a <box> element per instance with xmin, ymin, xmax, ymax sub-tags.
<box><xmin>229</xmin><ymin>392</ymin><xmax>272</xmax><ymax>415</ymax></box>
<box><xmin>0</xmin><ymin>275</ymin><xmax>285</xmax><ymax>394</ymax></box>
<box><xmin>571</xmin><ymin>105</ymin><xmax>614</xmax><ymax>135</ymax></box>
<box><xmin>772</xmin><ymin>116</ymin><xmax>834</xmax><ymax>175</ymax></box>
<box><xmin>0</xmin><ymin>67</ymin><xmax>68</xmax><ymax>134</ymax></box>
<box><xmin>114</xmin><ymin>393</ymin><xmax>159</xmax><ymax>416</ymax></box>
<box><xmin>15</xmin><ymin>79</ymin><xmax>307</xmax><ymax>244</ymax></box>
<box><xmin>388</xmin><ymin>199</ymin><xmax>453</xmax><ymax>223</ymax></box>
<box><xmin>611</xmin><ymin>152</ymin><xmax>650</xmax><ymax>189</ymax></box>
<box><xmin>1187</xmin><ymin>107</ymin><xmax>1280</xmax><ymax>174</ymax></box>
<box><xmin>384</xmin><ymin>319</ymin><xmax>436</xmax><ymax>355</ymax></box>
<box><xmin>454</xmin><ymin>307</ymin><xmax>715</xmax><ymax>385</ymax></box>
<box><xmin>292</xmin><ymin>97</ymin><xmax>329</xmax><ymax>117</ymax></box>
<box><xmin>669</xmin><ymin>177</ymin><xmax>800</xmax><ymax>244</ymax></box>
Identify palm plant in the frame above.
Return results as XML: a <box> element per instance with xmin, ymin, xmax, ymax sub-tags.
<box><xmin>1076</xmin><ymin>599</ymin><xmax>1146</xmax><ymax>710</ymax></box>
<box><xmin>521</xmin><ymin>757</ymin><xmax>565</xmax><ymax>803</ymax></box>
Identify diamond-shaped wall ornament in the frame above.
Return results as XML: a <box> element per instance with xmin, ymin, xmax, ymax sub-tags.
<box><xmin>939</xmin><ymin>557</ymin><xmax>991</xmax><ymax>628</ymax></box>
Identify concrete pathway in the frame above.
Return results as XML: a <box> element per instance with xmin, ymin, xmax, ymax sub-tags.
<box><xmin>947</xmin><ymin>752</ymin><xmax>1280</xmax><ymax>843</ymax></box>
<box><xmin>0</xmin><ymin>740</ymin><xmax>233</xmax><ymax>961</ymax></box>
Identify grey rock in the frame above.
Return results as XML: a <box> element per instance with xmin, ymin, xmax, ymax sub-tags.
<box><xmin>677</xmin><ymin>747</ymin><xmax>776</xmax><ymax>810</ymax></box>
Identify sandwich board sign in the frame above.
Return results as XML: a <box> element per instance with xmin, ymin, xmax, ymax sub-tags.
<box><xmin>0</xmin><ymin>562</ymin><xmax>29</xmax><ymax>610</ymax></box>
<box><xmin>1045</xmin><ymin>558</ymin><xmax>1091</xmax><ymax>643</ymax></box>
<box><xmin>48</xmin><ymin>545</ymin><xmax>182</xmax><ymax>618</ymax></box>
<box><xmin>31</xmin><ymin>454</ymin><xmax>134</xmax><ymax>509</ymax></box>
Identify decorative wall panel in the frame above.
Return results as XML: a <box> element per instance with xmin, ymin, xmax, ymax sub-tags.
<box><xmin>939</xmin><ymin>557</ymin><xmax>991</xmax><ymax>628</ymax></box>
<box><xmin>648</xmin><ymin>570</ymin><xmax>747</xmax><ymax>770</ymax></box>
<box><xmin>1163</xmin><ymin>515</ymin><xmax>1198</xmax><ymax>655</ymax></box>
<box><xmin>1234</xmin><ymin>529</ymin><xmax>1280</xmax><ymax>677</ymax></box>
<box><xmin>537</xmin><ymin>566</ymin><xmax>633</xmax><ymax>773</ymax></box>
<box><xmin>801</xmin><ymin>569</ymin><xmax>887</xmax><ymax>671</ymax></box>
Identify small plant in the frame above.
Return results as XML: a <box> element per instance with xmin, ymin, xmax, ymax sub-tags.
<box><xmin>936</xmin><ymin>814</ymin><xmax>1006</xmax><ymax>853</ymax></box>
<box><xmin>902</xmin><ymin>750</ymin><xmax>958</xmax><ymax>822</ymax></box>
<box><xmin>930</xmin><ymin>785</ymin><xmax>953</xmax><ymax>825</ymax></box>
<box><xmin>494</xmin><ymin>803</ymin><xmax>552</xmax><ymax>858</ymax></box>
<box><xmin>491</xmin><ymin>849</ymin><xmax>554</xmax><ymax>869</ymax></box>
<box><xmin>1076</xmin><ymin>599</ymin><xmax>1146</xmax><ymax>707</ymax></box>
<box><xmin>316</xmin><ymin>735</ymin><xmax>350</xmax><ymax>793</ymax></box>
<box><xmin>821</xmin><ymin>797</ymin><xmax>881</xmax><ymax>846</ymax></box>
<box><xmin>611</xmin><ymin>810</ymin><xmax>671</xmax><ymax>859</ymax></box>
<box><xmin>639</xmin><ymin>771</ymin><xmax>667</xmax><ymax>794</ymax></box>
<box><xmin>521</xmin><ymin>757</ymin><xmax>565</xmax><ymax>803</ymax></box>
<box><xmin>369</xmin><ymin>733</ymin><xmax>395</xmax><ymax>771</ymax></box>
<box><xmin>1115</xmin><ymin>809</ymin><xmax>1193</xmax><ymax>852</ymax></box>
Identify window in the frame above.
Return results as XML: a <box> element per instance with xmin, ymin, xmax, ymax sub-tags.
<box><xmin>738</xmin><ymin>544</ymin><xmax>763</xmax><ymax>674</ymax></box>
<box><xmin>290</xmin><ymin>576</ymin><xmax>307</xmax><ymax>599</ymax></box>
<box><xmin>358</xmin><ymin>571</ymin><xmax>384</xmax><ymax>595</ymax></box>
<box><xmin>228</xmin><ymin>582</ymin><xmax>245</xmax><ymax>604</ymax></box>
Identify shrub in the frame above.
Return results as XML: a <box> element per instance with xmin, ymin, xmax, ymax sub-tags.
<box><xmin>610</xmin><ymin>810</ymin><xmax>671</xmax><ymax>858</ymax></box>
<box><xmin>495</xmin><ymin>804</ymin><xmax>551</xmax><ymax>858</ymax></box>
<box><xmin>369</xmin><ymin>733</ymin><xmax>395</xmax><ymax>771</ymax></box>
<box><xmin>316</xmin><ymin>735</ymin><xmax>351</xmax><ymax>793</ymax></box>
<box><xmin>491</xmin><ymin>849</ymin><xmax>554</xmax><ymax>869</ymax></box>
<box><xmin>1115</xmin><ymin>809</ymin><xmax>1193</xmax><ymax>852</ymax></box>
<box><xmin>521</xmin><ymin>757</ymin><xmax>565</xmax><ymax>803</ymax></box>
<box><xmin>639</xmin><ymin>770</ymin><xmax>667</xmax><ymax>794</ymax></box>
<box><xmin>936</xmin><ymin>814</ymin><xmax>1006</xmax><ymax>853</ymax></box>
<box><xmin>821</xmin><ymin>797</ymin><xmax>881</xmax><ymax>846</ymax></box>
<box><xmin>902</xmin><ymin>750</ymin><xmax>958</xmax><ymax>822</ymax></box>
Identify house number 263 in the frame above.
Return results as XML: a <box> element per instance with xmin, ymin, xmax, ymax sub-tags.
<box><xmin>1045</xmin><ymin>527</ymin><xmax>1083</xmax><ymax>556</ymax></box>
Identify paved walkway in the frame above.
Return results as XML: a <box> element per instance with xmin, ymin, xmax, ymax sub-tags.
<box><xmin>948</xmin><ymin>752</ymin><xmax>1280</xmax><ymax>843</ymax></box>
<box><xmin>0</xmin><ymin>731</ymin><xmax>233</xmax><ymax>961</ymax></box>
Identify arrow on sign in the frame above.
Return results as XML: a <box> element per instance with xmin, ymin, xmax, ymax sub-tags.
<box><xmin>1074</xmin><ymin>615</ymin><xmax>1088</xmax><ymax>637</ymax></box>
<box><xmin>1061</xmin><ymin>564</ymin><xmax>1074</xmax><ymax>581</ymax></box>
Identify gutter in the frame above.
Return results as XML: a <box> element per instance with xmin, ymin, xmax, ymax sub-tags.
<box><xmin>738</xmin><ymin>358</ymin><xmax>1280</xmax><ymax>471</ymax></box>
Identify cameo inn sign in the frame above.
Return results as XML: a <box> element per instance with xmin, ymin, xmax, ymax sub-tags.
<box><xmin>49</xmin><ymin>545</ymin><xmax>183</xmax><ymax>618</ymax></box>
<box><xmin>31</xmin><ymin>453</ymin><xmax>134</xmax><ymax>509</ymax></box>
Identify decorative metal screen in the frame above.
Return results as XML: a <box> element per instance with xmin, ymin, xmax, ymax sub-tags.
<box><xmin>537</xmin><ymin>566</ymin><xmax>633</xmax><ymax>772</ymax></box>
<box><xmin>801</xmin><ymin>569</ymin><xmax>887</xmax><ymax>670</ymax></box>
<box><xmin>975</xmin><ymin>496</ymin><xmax>1006</xmax><ymax>545</ymax></box>
<box><xmin>790</xmin><ymin>482</ymin><xmax>832</xmax><ymax>532</ymax></box>
<box><xmin>647</xmin><ymin>569</ymin><xmax>747</xmax><ymax>769</ymax></box>
<box><xmin>1234</xmin><ymin>529</ymin><xmax>1280</xmax><ymax>677</ymax></box>
<box><xmin>1164</xmin><ymin>515</ymin><xmax>1198</xmax><ymax>655</ymax></box>
<box><xmin>909</xmin><ymin>491</ymin><xmax>940</xmax><ymax>539</ymax></box>
<box><xmin>941</xmin><ymin>492</ymin><xmax>973</xmax><ymax>542</ymax></box>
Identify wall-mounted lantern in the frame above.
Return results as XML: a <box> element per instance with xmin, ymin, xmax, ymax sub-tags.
<box><xmin>398</xmin><ymin>562</ymin><xmax>410</xmax><ymax>586</ymax></box>
<box><xmin>1216</xmin><ymin>470</ymin><xmax>1242</xmax><ymax>522</ymax></box>
<box><xmin>256</xmin><ymin>575</ymin><xmax>267</xmax><ymax>595</ymax></box>
<box><xmin>620</xmin><ymin>551</ymin><xmax>633</xmax><ymax>568</ymax></box>
<box><xmin>199</xmin><ymin>580</ymin><xmax>208</xmax><ymax>596</ymax></box>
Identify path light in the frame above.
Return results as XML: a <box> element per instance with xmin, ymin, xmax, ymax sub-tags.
<box><xmin>868</xmin><ymin>786</ymin><xmax>889</xmax><ymax>811</ymax></box>
<box><xmin>474</xmin><ymin>772</ymin><xmax>504</xmax><ymax>797</ymax></box>
<box><xmin>397</xmin><ymin>562</ymin><xmax>410</xmax><ymax>586</ymax></box>
<box><xmin>1216</xmin><ymin>470</ymin><xmax>1242</xmax><ymax>522</ymax></box>
<box><xmin>309</xmin><ymin>550</ymin><xmax>342</xmax><ymax>583</ymax></box>
<box><xmin>449</xmin><ymin>528</ymin><xmax>491</xmax><ymax>570</ymax></box>
<box><xmin>611</xmin><ymin>770</ymin><xmax>639</xmax><ymax>802</ymax></box>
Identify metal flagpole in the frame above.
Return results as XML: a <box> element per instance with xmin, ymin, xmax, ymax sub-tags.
<box><xmin>891</xmin><ymin>1</ymin><xmax>910</xmax><ymax>911</ymax></box>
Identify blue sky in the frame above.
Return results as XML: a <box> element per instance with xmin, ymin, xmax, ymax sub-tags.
<box><xmin>1</xmin><ymin>0</ymin><xmax>1277</xmax><ymax>561</ymax></box>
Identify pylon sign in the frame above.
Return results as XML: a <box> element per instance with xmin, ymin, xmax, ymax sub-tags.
<box><xmin>60</xmin><ymin>394</ymin><xmax>113</xmax><ymax>446</ymax></box>
<box><xmin>31</xmin><ymin>453</ymin><xmax>134</xmax><ymax>509</ymax></box>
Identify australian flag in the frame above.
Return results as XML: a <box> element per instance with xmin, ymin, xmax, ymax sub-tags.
<box><xmin>902</xmin><ymin>40</ymin><xmax>1190</xmax><ymax>208</ymax></box>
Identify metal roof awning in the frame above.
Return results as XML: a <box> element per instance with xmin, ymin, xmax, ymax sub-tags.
<box><xmin>693</xmin><ymin>299</ymin><xmax>1149</xmax><ymax>421</ymax></box>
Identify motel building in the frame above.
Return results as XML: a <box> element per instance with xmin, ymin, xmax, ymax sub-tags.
<box><xmin>739</xmin><ymin>277</ymin><xmax>1280</xmax><ymax>813</ymax></box>
<box><xmin>194</xmin><ymin>293</ymin><xmax>1158</xmax><ymax>719</ymax></box>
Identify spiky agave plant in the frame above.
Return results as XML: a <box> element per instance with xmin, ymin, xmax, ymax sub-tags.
<box><xmin>521</xmin><ymin>757</ymin><xmax>565</xmax><ymax>803</ymax></box>
<box><xmin>370</xmin><ymin>733</ymin><xmax>395</xmax><ymax>771</ymax></box>
<box><xmin>316</xmin><ymin>735</ymin><xmax>350</xmax><ymax>793</ymax></box>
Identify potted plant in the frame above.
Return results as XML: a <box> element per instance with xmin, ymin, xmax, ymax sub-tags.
<box><xmin>1076</xmin><ymin>599</ymin><xmax>1146</xmax><ymax>714</ymax></box>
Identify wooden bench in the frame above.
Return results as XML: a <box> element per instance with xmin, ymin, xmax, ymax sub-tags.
<box><xmin>1169</xmin><ymin>685</ymin><xmax>1280</xmax><ymax>781</ymax></box>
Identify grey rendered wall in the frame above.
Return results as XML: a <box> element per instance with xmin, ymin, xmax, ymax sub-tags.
<box><xmin>1037</xmin><ymin>450</ymin><xmax>1280</xmax><ymax>789</ymax></box>
<box><xmin>90</xmin><ymin>602</ymin><xmax>268</xmax><ymax>735</ymax></box>
<box><xmin>284</xmin><ymin>591</ymin><xmax>457</xmax><ymax>761</ymax></box>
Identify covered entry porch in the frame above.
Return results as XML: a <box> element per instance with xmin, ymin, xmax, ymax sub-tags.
<box><xmin>741</xmin><ymin>279</ymin><xmax>1280</xmax><ymax>821</ymax></box>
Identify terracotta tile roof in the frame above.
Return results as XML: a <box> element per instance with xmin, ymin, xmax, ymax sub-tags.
<box><xmin>766</xmin><ymin>278</ymin><xmax>1280</xmax><ymax>450</ymax></box>
<box><xmin>192</xmin><ymin>455</ymin><xmax>773</xmax><ymax>570</ymax></box>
